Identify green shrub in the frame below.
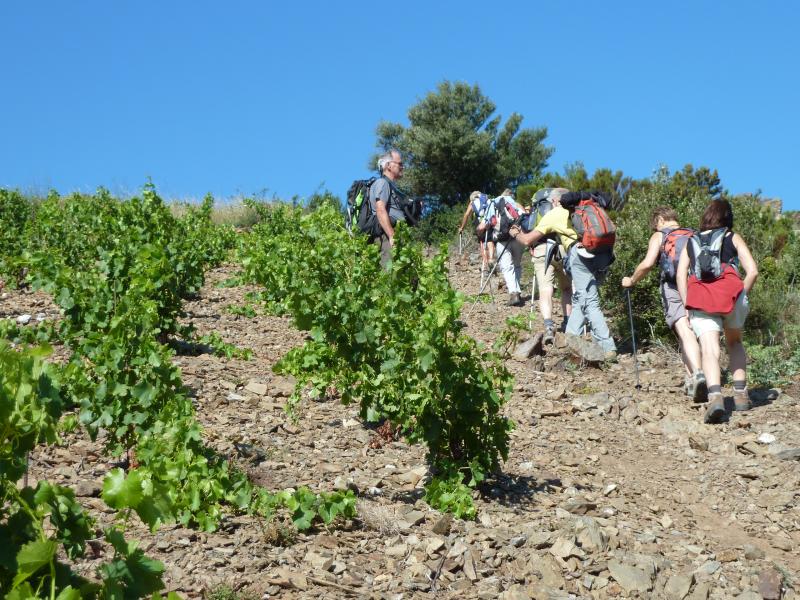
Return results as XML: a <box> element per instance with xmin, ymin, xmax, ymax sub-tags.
<box><xmin>745</xmin><ymin>343</ymin><xmax>800</xmax><ymax>389</ymax></box>
<box><xmin>411</xmin><ymin>203</ymin><xmax>463</xmax><ymax>247</ymax></box>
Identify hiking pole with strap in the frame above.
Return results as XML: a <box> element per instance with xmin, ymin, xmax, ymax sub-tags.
<box><xmin>467</xmin><ymin>239</ymin><xmax>511</xmax><ymax>317</ymax></box>
<box><xmin>626</xmin><ymin>288</ymin><xmax>642</xmax><ymax>390</ymax></box>
<box><xmin>479</xmin><ymin>227</ymin><xmax>490</xmax><ymax>293</ymax></box>
<box><xmin>528</xmin><ymin>266</ymin><xmax>536</xmax><ymax>330</ymax></box>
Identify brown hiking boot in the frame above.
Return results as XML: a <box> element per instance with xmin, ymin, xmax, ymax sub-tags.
<box><xmin>733</xmin><ymin>388</ymin><xmax>752</xmax><ymax>411</ymax></box>
<box><xmin>703</xmin><ymin>392</ymin><xmax>726</xmax><ymax>424</ymax></box>
<box><xmin>507</xmin><ymin>292</ymin><xmax>522</xmax><ymax>306</ymax></box>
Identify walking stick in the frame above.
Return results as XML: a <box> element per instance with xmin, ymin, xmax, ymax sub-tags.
<box><xmin>459</xmin><ymin>232</ymin><xmax>463</xmax><ymax>256</ymax></box>
<box><xmin>467</xmin><ymin>240</ymin><xmax>511</xmax><ymax>317</ymax></box>
<box><xmin>626</xmin><ymin>288</ymin><xmax>642</xmax><ymax>389</ymax></box>
<box><xmin>478</xmin><ymin>227</ymin><xmax>490</xmax><ymax>293</ymax></box>
<box><xmin>528</xmin><ymin>268</ymin><xmax>536</xmax><ymax>330</ymax></box>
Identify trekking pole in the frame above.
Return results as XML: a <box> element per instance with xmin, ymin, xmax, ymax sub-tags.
<box><xmin>459</xmin><ymin>232</ymin><xmax>463</xmax><ymax>255</ymax></box>
<box><xmin>625</xmin><ymin>288</ymin><xmax>642</xmax><ymax>389</ymax></box>
<box><xmin>467</xmin><ymin>241</ymin><xmax>510</xmax><ymax>317</ymax></box>
<box><xmin>528</xmin><ymin>270</ymin><xmax>536</xmax><ymax>330</ymax></box>
<box><xmin>478</xmin><ymin>228</ymin><xmax>489</xmax><ymax>293</ymax></box>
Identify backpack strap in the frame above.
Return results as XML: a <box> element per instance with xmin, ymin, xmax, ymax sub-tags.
<box><xmin>658</xmin><ymin>226</ymin><xmax>676</xmax><ymax>259</ymax></box>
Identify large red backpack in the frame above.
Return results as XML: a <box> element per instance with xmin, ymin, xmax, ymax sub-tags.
<box><xmin>571</xmin><ymin>198</ymin><xmax>616</xmax><ymax>252</ymax></box>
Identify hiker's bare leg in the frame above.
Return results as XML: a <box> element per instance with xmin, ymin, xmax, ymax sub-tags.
<box><xmin>538</xmin><ymin>285</ymin><xmax>553</xmax><ymax>320</ymax></box>
<box><xmin>674</xmin><ymin>316</ymin><xmax>701</xmax><ymax>377</ymax></box>
<box><xmin>698</xmin><ymin>330</ymin><xmax>721</xmax><ymax>388</ymax></box>
<box><xmin>724</xmin><ymin>327</ymin><xmax>747</xmax><ymax>383</ymax></box>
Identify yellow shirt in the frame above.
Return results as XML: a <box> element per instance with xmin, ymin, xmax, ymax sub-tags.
<box><xmin>534</xmin><ymin>206</ymin><xmax>578</xmax><ymax>252</ymax></box>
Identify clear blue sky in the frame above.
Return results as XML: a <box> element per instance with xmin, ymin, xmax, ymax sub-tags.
<box><xmin>1</xmin><ymin>1</ymin><xmax>797</xmax><ymax>208</ymax></box>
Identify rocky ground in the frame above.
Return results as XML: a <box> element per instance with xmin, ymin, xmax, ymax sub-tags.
<box><xmin>5</xmin><ymin>252</ymin><xmax>800</xmax><ymax>600</ymax></box>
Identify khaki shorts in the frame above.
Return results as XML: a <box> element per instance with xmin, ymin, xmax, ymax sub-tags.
<box><xmin>532</xmin><ymin>243</ymin><xmax>570</xmax><ymax>292</ymax></box>
<box><xmin>690</xmin><ymin>292</ymin><xmax>750</xmax><ymax>337</ymax></box>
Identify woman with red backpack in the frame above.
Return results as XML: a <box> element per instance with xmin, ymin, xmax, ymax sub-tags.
<box><xmin>621</xmin><ymin>207</ymin><xmax>705</xmax><ymax>402</ymax></box>
<box><xmin>676</xmin><ymin>200</ymin><xmax>759</xmax><ymax>424</ymax></box>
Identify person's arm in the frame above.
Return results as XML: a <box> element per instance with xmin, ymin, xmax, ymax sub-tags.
<box><xmin>676</xmin><ymin>245</ymin><xmax>690</xmax><ymax>309</ymax></box>
<box><xmin>511</xmin><ymin>225</ymin><xmax>544</xmax><ymax>247</ymax></box>
<box><xmin>622</xmin><ymin>232</ymin><xmax>662</xmax><ymax>288</ymax></box>
<box><xmin>375</xmin><ymin>200</ymin><xmax>394</xmax><ymax>242</ymax></box>
<box><xmin>458</xmin><ymin>203</ymin><xmax>474</xmax><ymax>233</ymax></box>
<box><xmin>732</xmin><ymin>233</ymin><xmax>759</xmax><ymax>293</ymax></box>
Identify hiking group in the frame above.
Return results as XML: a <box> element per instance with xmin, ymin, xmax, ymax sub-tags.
<box><xmin>347</xmin><ymin>149</ymin><xmax>759</xmax><ymax>425</ymax></box>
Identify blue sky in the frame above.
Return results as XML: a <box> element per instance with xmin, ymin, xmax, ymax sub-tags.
<box><xmin>1</xmin><ymin>1</ymin><xmax>797</xmax><ymax>208</ymax></box>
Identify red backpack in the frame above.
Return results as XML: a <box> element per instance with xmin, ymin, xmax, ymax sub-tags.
<box><xmin>571</xmin><ymin>199</ymin><xmax>616</xmax><ymax>252</ymax></box>
<box><xmin>659</xmin><ymin>227</ymin><xmax>694</xmax><ymax>282</ymax></box>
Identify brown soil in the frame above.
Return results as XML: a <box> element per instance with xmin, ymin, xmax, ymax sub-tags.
<box><xmin>6</xmin><ymin>252</ymin><xmax>799</xmax><ymax>600</ymax></box>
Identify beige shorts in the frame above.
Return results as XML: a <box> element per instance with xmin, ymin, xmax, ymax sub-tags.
<box><xmin>690</xmin><ymin>292</ymin><xmax>750</xmax><ymax>337</ymax></box>
<box><xmin>532</xmin><ymin>243</ymin><xmax>570</xmax><ymax>292</ymax></box>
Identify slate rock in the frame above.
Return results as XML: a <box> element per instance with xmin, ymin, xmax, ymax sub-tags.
<box><xmin>758</xmin><ymin>567</ymin><xmax>783</xmax><ymax>600</ymax></box>
<box><xmin>743</xmin><ymin>544</ymin><xmax>765</xmax><ymax>560</ymax></box>
<box><xmin>687</xmin><ymin>581</ymin><xmax>711</xmax><ymax>600</ymax></box>
<box><xmin>695</xmin><ymin>560</ymin><xmax>721</xmax><ymax>577</ymax></box>
<box><xmin>775</xmin><ymin>447</ymin><xmax>800</xmax><ymax>461</ymax></box>
<box><xmin>513</xmin><ymin>333</ymin><xmax>544</xmax><ymax>361</ymax></box>
<box><xmin>664</xmin><ymin>573</ymin><xmax>694</xmax><ymax>600</ymax></box>
<box><xmin>74</xmin><ymin>480</ymin><xmax>102</xmax><ymax>497</ymax></box>
<box><xmin>561</xmin><ymin>496</ymin><xmax>597</xmax><ymax>515</ymax></box>
<box><xmin>575</xmin><ymin>516</ymin><xmax>608</xmax><ymax>552</ymax></box>
<box><xmin>245</xmin><ymin>381</ymin><xmax>268</xmax><ymax>396</ymax></box>
<box><xmin>566</xmin><ymin>334</ymin><xmax>607</xmax><ymax>362</ymax></box>
<box><xmin>432</xmin><ymin>514</ymin><xmax>452</xmax><ymax>536</ymax></box>
<box><xmin>499</xmin><ymin>584</ymin><xmax>531</xmax><ymax>600</ymax></box>
<box><xmin>607</xmin><ymin>560</ymin><xmax>651</xmax><ymax>593</ymax></box>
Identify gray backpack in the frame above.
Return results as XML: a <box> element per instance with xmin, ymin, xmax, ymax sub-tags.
<box><xmin>689</xmin><ymin>227</ymin><xmax>730</xmax><ymax>282</ymax></box>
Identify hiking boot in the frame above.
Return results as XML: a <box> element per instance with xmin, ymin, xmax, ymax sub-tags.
<box><xmin>507</xmin><ymin>292</ymin><xmax>522</xmax><ymax>307</ymax></box>
<box><xmin>733</xmin><ymin>388</ymin><xmax>752</xmax><ymax>411</ymax></box>
<box><xmin>703</xmin><ymin>393</ymin><xmax>726</xmax><ymax>424</ymax></box>
<box><xmin>685</xmin><ymin>371</ymin><xmax>708</xmax><ymax>403</ymax></box>
<box><xmin>543</xmin><ymin>326</ymin><xmax>555</xmax><ymax>345</ymax></box>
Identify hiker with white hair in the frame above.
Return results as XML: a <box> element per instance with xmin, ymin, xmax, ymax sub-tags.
<box><xmin>458</xmin><ymin>190</ymin><xmax>495</xmax><ymax>269</ymax></box>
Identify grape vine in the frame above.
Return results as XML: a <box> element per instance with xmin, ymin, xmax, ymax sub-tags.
<box><xmin>240</xmin><ymin>200</ymin><xmax>514</xmax><ymax>517</ymax></box>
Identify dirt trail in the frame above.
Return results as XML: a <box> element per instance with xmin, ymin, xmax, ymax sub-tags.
<box><xmin>6</xmin><ymin>253</ymin><xmax>799</xmax><ymax>599</ymax></box>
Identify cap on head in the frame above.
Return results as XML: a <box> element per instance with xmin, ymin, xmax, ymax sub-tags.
<box><xmin>534</xmin><ymin>188</ymin><xmax>554</xmax><ymax>202</ymax></box>
<box><xmin>470</xmin><ymin>191</ymin><xmax>482</xmax><ymax>202</ymax></box>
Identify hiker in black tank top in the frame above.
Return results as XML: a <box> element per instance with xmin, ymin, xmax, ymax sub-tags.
<box><xmin>685</xmin><ymin>230</ymin><xmax>738</xmax><ymax>270</ymax></box>
<box><xmin>676</xmin><ymin>200</ymin><xmax>759</xmax><ymax>424</ymax></box>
